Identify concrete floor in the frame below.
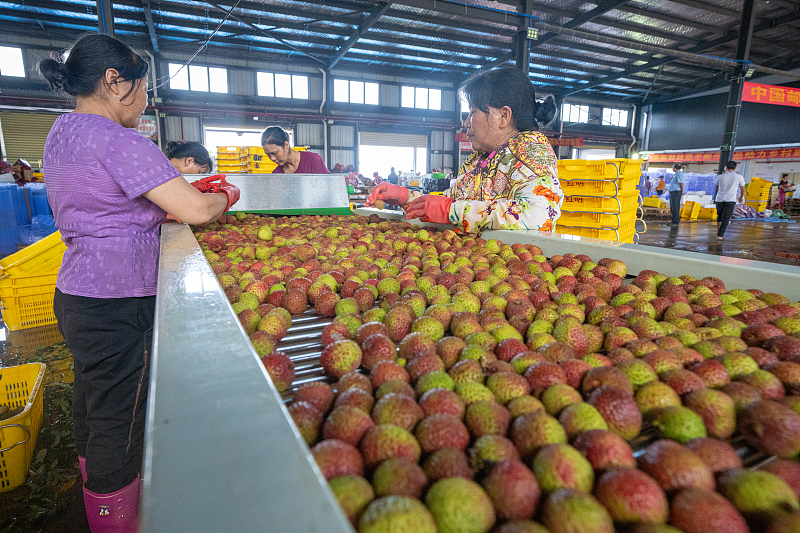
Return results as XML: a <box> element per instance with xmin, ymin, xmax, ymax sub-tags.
<box><xmin>637</xmin><ymin>218</ymin><xmax>800</xmax><ymax>267</ymax></box>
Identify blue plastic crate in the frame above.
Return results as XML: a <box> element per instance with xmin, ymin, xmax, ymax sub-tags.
<box><xmin>0</xmin><ymin>189</ymin><xmax>15</xmax><ymax>230</ymax></box>
<box><xmin>16</xmin><ymin>224</ymin><xmax>57</xmax><ymax>246</ymax></box>
<box><xmin>23</xmin><ymin>183</ymin><xmax>52</xmax><ymax>217</ymax></box>
<box><xmin>0</xmin><ymin>227</ymin><xmax>16</xmax><ymax>255</ymax></box>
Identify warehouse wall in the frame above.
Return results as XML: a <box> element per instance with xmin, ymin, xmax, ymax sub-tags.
<box><xmin>647</xmin><ymin>83</ymin><xmax>800</xmax><ymax>151</ymax></box>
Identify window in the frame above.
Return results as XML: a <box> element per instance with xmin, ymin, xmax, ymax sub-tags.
<box><xmin>257</xmin><ymin>72</ymin><xmax>309</xmax><ymax>99</ymax></box>
<box><xmin>602</xmin><ymin>108</ymin><xmax>629</xmax><ymax>127</ymax></box>
<box><xmin>334</xmin><ymin>79</ymin><xmax>379</xmax><ymax>105</ymax></box>
<box><xmin>401</xmin><ymin>86</ymin><xmax>442</xmax><ymax>110</ymax></box>
<box><xmin>168</xmin><ymin>63</ymin><xmax>227</xmax><ymax>93</ymax></box>
<box><xmin>562</xmin><ymin>103</ymin><xmax>589</xmax><ymax>123</ymax></box>
<box><xmin>0</xmin><ymin>46</ymin><xmax>25</xmax><ymax>77</ymax></box>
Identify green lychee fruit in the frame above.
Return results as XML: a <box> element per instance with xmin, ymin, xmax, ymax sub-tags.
<box><xmin>328</xmin><ymin>475</ymin><xmax>374</xmax><ymax>525</ymax></box>
<box><xmin>558</xmin><ymin>402</ymin><xmax>609</xmax><ymax>439</ymax></box>
<box><xmin>371</xmin><ymin>457</ymin><xmax>427</xmax><ymax>499</ymax></box>
<box><xmin>683</xmin><ymin>388</ymin><xmax>736</xmax><ymax>439</ymax></box>
<box><xmin>718</xmin><ymin>469</ymin><xmax>800</xmax><ymax>522</ymax></box>
<box><xmin>425</xmin><ymin>477</ymin><xmax>496</xmax><ymax>533</ymax></box>
<box><xmin>541</xmin><ymin>383</ymin><xmax>582</xmax><ymax>416</ymax></box>
<box><xmin>532</xmin><ymin>443</ymin><xmax>594</xmax><ymax>493</ymax></box>
<box><xmin>540</xmin><ymin>488</ymin><xmax>614</xmax><ymax>533</ymax></box>
<box><xmin>359</xmin><ymin>424</ymin><xmax>421</xmax><ymax>469</ymax></box>
<box><xmin>358</xmin><ymin>496</ymin><xmax>436</xmax><ymax>533</ymax></box>
<box><xmin>510</xmin><ymin>410</ymin><xmax>568</xmax><ymax>461</ymax></box>
<box><xmin>652</xmin><ymin>406</ymin><xmax>707</xmax><ymax>443</ymax></box>
<box><xmin>634</xmin><ymin>381</ymin><xmax>682</xmax><ymax>418</ymax></box>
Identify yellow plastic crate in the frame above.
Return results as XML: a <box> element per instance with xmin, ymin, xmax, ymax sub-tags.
<box><xmin>0</xmin><ymin>275</ymin><xmax>58</xmax><ymax>331</ymax></box>
<box><xmin>746</xmin><ymin>200</ymin><xmax>768</xmax><ymax>212</ymax></box>
<box><xmin>698</xmin><ymin>207</ymin><xmax>717</xmax><ymax>220</ymax></box>
<box><xmin>561</xmin><ymin>191</ymin><xmax>639</xmax><ymax>214</ymax></box>
<box><xmin>250</xmin><ymin>160</ymin><xmax>278</xmax><ymax>172</ymax></box>
<box><xmin>240</xmin><ymin>146</ymin><xmax>265</xmax><ymax>156</ymax></box>
<box><xmin>217</xmin><ymin>146</ymin><xmax>240</xmax><ymax>154</ymax></box>
<box><xmin>556</xmin><ymin>220</ymin><xmax>637</xmax><ymax>243</ymax></box>
<box><xmin>217</xmin><ymin>165</ymin><xmax>244</xmax><ymax>173</ymax></box>
<box><xmin>216</xmin><ymin>152</ymin><xmax>239</xmax><ymax>161</ymax></box>
<box><xmin>557</xmin><ymin>158</ymin><xmax>642</xmax><ymax>181</ymax></box>
<box><xmin>0</xmin><ymin>231</ymin><xmax>65</xmax><ymax>279</ymax></box>
<box><xmin>559</xmin><ymin>176</ymin><xmax>638</xmax><ymax>196</ymax></box>
<box><xmin>680</xmin><ymin>201</ymin><xmax>701</xmax><ymax>220</ymax></box>
<box><xmin>0</xmin><ymin>363</ymin><xmax>46</xmax><ymax>493</ymax></box>
<box><xmin>642</xmin><ymin>196</ymin><xmax>661</xmax><ymax>208</ymax></box>
<box><xmin>558</xmin><ymin>206</ymin><xmax>639</xmax><ymax>230</ymax></box>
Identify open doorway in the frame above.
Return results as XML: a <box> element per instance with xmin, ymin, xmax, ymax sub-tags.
<box><xmin>359</xmin><ymin>145</ymin><xmax>427</xmax><ymax>179</ymax></box>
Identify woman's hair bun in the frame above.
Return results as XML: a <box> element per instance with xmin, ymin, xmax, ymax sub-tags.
<box><xmin>39</xmin><ymin>58</ymin><xmax>67</xmax><ymax>90</ymax></box>
<box><xmin>534</xmin><ymin>95</ymin><xmax>558</xmax><ymax>130</ymax></box>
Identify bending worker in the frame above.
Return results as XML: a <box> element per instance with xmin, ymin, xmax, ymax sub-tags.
<box><xmin>366</xmin><ymin>67</ymin><xmax>563</xmax><ymax>234</ymax></box>
<box><xmin>261</xmin><ymin>126</ymin><xmax>329</xmax><ymax>174</ymax></box>
<box><xmin>39</xmin><ymin>34</ymin><xmax>239</xmax><ymax>532</ymax></box>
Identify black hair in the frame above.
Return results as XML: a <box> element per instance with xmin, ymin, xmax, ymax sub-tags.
<box><xmin>673</xmin><ymin>164</ymin><xmax>682</xmax><ymax>170</ymax></box>
<box><xmin>459</xmin><ymin>66</ymin><xmax>557</xmax><ymax>131</ymax></box>
<box><xmin>165</xmin><ymin>141</ymin><xmax>212</xmax><ymax>169</ymax></box>
<box><xmin>726</xmin><ymin>161</ymin><xmax>738</xmax><ymax>170</ymax></box>
<box><xmin>38</xmin><ymin>34</ymin><xmax>148</xmax><ymax>101</ymax></box>
<box><xmin>261</xmin><ymin>126</ymin><xmax>291</xmax><ymax>147</ymax></box>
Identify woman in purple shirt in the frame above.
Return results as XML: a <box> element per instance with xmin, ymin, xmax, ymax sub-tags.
<box><xmin>39</xmin><ymin>35</ymin><xmax>239</xmax><ymax>533</ymax></box>
<box><xmin>261</xmin><ymin>126</ymin><xmax>329</xmax><ymax>174</ymax></box>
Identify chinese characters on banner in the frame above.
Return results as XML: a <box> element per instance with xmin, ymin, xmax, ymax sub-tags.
<box><xmin>646</xmin><ymin>148</ymin><xmax>800</xmax><ymax>163</ymax></box>
<box><xmin>742</xmin><ymin>82</ymin><xmax>800</xmax><ymax>108</ymax></box>
<box><xmin>136</xmin><ymin>116</ymin><xmax>158</xmax><ymax>141</ymax></box>
<box><xmin>547</xmin><ymin>137</ymin><xmax>584</xmax><ymax>146</ymax></box>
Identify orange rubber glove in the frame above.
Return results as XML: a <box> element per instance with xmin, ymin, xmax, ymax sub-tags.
<box><xmin>404</xmin><ymin>195</ymin><xmax>453</xmax><ymax>224</ymax></box>
<box><xmin>191</xmin><ymin>174</ymin><xmax>241</xmax><ymax>212</ymax></box>
<box><xmin>365</xmin><ymin>182</ymin><xmax>410</xmax><ymax>207</ymax></box>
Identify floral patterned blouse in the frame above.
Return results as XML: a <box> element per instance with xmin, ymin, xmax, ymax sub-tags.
<box><xmin>443</xmin><ymin>130</ymin><xmax>563</xmax><ymax>235</ymax></box>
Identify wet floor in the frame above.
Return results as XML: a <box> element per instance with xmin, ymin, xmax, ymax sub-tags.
<box><xmin>637</xmin><ymin>218</ymin><xmax>800</xmax><ymax>266</ymax></box>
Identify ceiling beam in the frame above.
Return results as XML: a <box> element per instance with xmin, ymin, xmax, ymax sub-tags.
<box><xmin>563</xmin><ymin>7</ymin><xmax>800</xmax><ymax>97</ymax></box>
<box><xmin>329</xmin><ymin>1</ymin><xmax>393</xmax><ymax>69</ymax></box>
<box><xmin>664</xmin><ymin>0</ymin><xmax>739</xmax><ymax>19</ymax></box>
<box><xmin>141</xmin><ymin>0</ymin><xmax>159</xmax><ymax>52</ymax></box>
<box><xmin>530</xmin><ymin>0</ymin><xmax>630</xmax><ymax>50</ymax></box>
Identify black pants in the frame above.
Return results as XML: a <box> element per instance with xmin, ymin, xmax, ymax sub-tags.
<box><xmin>716</xmin><ymin>201</ymin><xmax>736</xmax><ymax>237</ymax></box>
<box><xmin>669</xmin><ymin>191</ymin><xmax>682</xmax><ymax>224</ymax></box>
<box><xmin>54</xmin><ymin>289</ymin><xmax>155</xmax><ymax>494</ymax></box>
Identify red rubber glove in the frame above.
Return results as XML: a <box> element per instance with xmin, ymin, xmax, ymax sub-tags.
<box><xmin>404</xmin><ymin>195</ymin><xmax>453</xmax><ymax>224</ymax></box>
<box><xmin>365</xmin><ymin>182</ymin><xmax>410</xmax><ymax>206</ymax></box>
<box><xmin>191</xmin><ymin>174</ymin><xmax>241</xmax><ymax>212</ymax></box>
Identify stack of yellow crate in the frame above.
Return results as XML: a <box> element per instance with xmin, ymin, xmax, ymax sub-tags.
<box><xmin>556</xmin><ymin>159</ymin><xmax>643</xmax><ymax>243</ymax></box>
<box><xmin>239</xmin><ymin>146</ymin><xmax>276</xmax><ymax>173</ymax></box>
<box><xmin>680</xmin><ymin>201</ymin><xmax>701</xmax><ymax>220</ymax></box>
<box><xmin>217</xmin><ymin>146</ymin><xmax>243</xmax><ymax>174</ymax></box>
<box><xmin>745</xmin><ymin>177</ymin><xmax>772</xmax><ymax>211</ymax></box>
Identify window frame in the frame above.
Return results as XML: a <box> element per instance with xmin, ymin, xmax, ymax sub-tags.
<box><xmin>167</xmin><ymin>62</ymin><xmax>228</xmax><ymax>93</ymax></box>
<box><xmin>0</xmin><ymin>46</ymin><xmax>25</xmax><ymax>78</ymax></box>
<box><xmin>333</xmin><ymin>78</ymin><xmax>380</xmax><ymax>105</ymax></box>
<box><xmin>562</xmin><ymin>103</ymin><xmax>590</xmax><ymax>124</ymax></box>
<box><xmin>601</xmin><ymin>107</ymin><xmax>629</xmax><ymax>128</ymax></box>
<box><xmin>401</xmin><ymin>85</ymin><xmax>442</xmax><ymax>110</ymax></box>
<box><xmin>256</xmin><ymin>70</ymin><xmax>310</xmax><ymax>100</ymax></box>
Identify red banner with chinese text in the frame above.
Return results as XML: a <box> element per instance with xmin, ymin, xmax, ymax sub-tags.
<box><xmin>547</xmin><ymin>137</ymin><xmax>584</xmax><ymax>146</ymax></box>
<box><xmin>742</xmin><ymin>82</ymin><xmax>800</xmax><ymax>107</ymax></box>
<box><xmin>646</xmin><ymin>147</ymin><xmax>800</xmax><ymax>162</ymax></box>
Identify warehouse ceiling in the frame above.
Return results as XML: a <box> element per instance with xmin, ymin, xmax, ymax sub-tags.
<box><xmin>3</xmin><ymin>0</ymin><xmax>800</xmax><ymax>103</ymax></box>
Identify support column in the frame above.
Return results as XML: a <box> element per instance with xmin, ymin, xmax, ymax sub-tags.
<box><xmin>97</xmin><ymin>0</ymin><xmax>115</xmax><ymax>36</ymax></box>
<box><xmin>717</xmin><ymin>0</ymin><xmax>755</xmax><ymax>174</ymax></box>
<box><xmin>514</xmin><ymin>0</ymin><xmax>532</xmax><ymax>74</ymax></box>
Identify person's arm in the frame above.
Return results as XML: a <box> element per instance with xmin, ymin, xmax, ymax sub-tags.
<box><xmin>738</xmin><ymin>185</ymin><xmax>746</xmax><ymax>203</ymax></box>
<box><xmin>144</xmin><ymin>176</ymin><xmax>228</xmax><ymax>224</ymax></box>
<box><xmin>448</xmin><ymin>171</ymin><xmax>562</xmax><ymax>235</ymax></box>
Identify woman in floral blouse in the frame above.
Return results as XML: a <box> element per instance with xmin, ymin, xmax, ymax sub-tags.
<box><xmin>367</xmin><ymin>67</ymin><xmax>562</xmax><ymax>235</ymax></box>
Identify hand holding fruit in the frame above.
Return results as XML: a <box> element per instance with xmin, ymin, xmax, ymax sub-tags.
<box><xmin>365</xmin><ymin>183</ymin><xmax>410</xmax><ymax>207</ymax></box>
<box><xmin>191</xmin><ymin>174</ymin><xmax>241</xmax><ymax>211</ymax></box>
<box><xmin>404</xmin><ymin>194</ymin><xmax>453</xmax><ymax>224</ymax></box>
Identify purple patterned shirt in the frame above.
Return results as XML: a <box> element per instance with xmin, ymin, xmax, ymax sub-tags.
<box><xmin>44</xmin><ymin>113</ymin><xmax>181</xmax><ymax>298</ymax></box>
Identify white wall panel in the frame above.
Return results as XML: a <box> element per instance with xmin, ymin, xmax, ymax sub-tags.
<box><xmin>229</xmin><ymin>69</ymin><xmax>255</xmax><ymax>96</ymax></box>
<box><xmin>296</xmin><ymin>122</ymin><xmax>324</xmax><ymax>147</ymax></box>
<box><xmin>330</xmin><ymin>125</ymin><xmax>355</xmax><ymax>148</ymax></box>
<box><xmin>330</xmin><ymin>149</ymin><xmax>354</xmax><ymax>168</ymax></box>
<box><xmin>165</xmin><ymin>116</ymin><xmax>201</xmax><ymax>143</ymax></box>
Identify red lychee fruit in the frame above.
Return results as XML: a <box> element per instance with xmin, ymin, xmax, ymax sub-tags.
<box><xmin>310</xmin><ymin>439</ymin><xmax>364</xmax><ymax>480</ymax></box>
<box><xmin>685</xmin><ymin>437</ymin><xmax>742</xmax><ymax>474</ymax></box>
<box><xmin>423</xmin><ymin>447</ymin><xmax>474</xmax><ymax>482</ymax></box>
<box><xmin>288</xmin><ymin>401</ymin><xmax>323</xmax><ymax>445</ymax></box>
<box><xmin>320</xmin><ymin>340</ymin><xmax>362</xmax><ymax>378</ymax></box>
<box><xmin>482</xmin><ymin>460</ymin><xmax>541</xmax><ymax>521</ymax></box>
<box><xmin>371</xmin><ymin>393</ymin><xmax>424</xmax><ymax>432</ymax></box>
<box><xmin>414</xmin><ymin>414</ymin><xmax>471</xmax><ymax>453</ymax></box>
<box><xmin>572</xmin><ymin>429</ymin><xmax>635</xmax><ymax>471</ymax></box>
<box><xmin>359</xmin><ymin>424</ymin><xmax>422</xmax><ymax>469</ymax></box>
<box><xmin>294</xmin><ymin>381</ymin><xmax>335</xmax><ymax>414</ymax></box>
<box><xmin>322</xmin><ymin>406</ymin><xmax>374</xmax><ymax>446</ymax></box>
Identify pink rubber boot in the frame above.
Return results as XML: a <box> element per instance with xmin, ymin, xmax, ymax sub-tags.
<box><xmin>79</xmin><ymin>457</ymin><xmax>87</xmax><ymax>483</ymax></box>
<box><xmin>83</xmin><ymin>475</ymin><xmax>140</xmax><ymax>533</ymax></box>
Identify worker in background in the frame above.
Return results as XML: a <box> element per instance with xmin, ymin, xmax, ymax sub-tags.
<box><xmin>777</xmin><ymin>174</ymin><xmax>792</xmax><ymax>210</ymax></box>
<box><xmin>261</xmin><ymin>126</ymin><xmax>329</xmax><ymax>174</ymax></box>
<box><xmin>366</xmin><ymin>67</ymin><xmax>563</xmax><ymax>235</ymax></box>
<box><xmin>39</xmin><ymin>34</ymin><xmax>239</xmax><ymax>533</ymax></box>
<box><xmin>668</xmin><ymin>164</ymin><xmax>684</xmax><ymax>226</ymax></box>
<box><xmin>656</xmin><ymin>176</ymin><xmax>665</xmax><ymax>196</ymax></box>
<box><xmin>387</xmin><ymin>166</ymin><xmax>398</xmax><ymax>184</ymax></box>
<box><xmin>715</xmin><ymin>160</ymin><xmax>745</xmax><ymax>241</ymax></box>
<box><xmin>165</xmin><ymin>140</ymin><xmax>212</xmax><ymax>174</ymax></box>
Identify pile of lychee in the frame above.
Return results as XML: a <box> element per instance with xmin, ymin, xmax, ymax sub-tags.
<box><xmin>195</xmin><ymin>212</ymin><xmax>800</xmax><ymax>533</ymax></box>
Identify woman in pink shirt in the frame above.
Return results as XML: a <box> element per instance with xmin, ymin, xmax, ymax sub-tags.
<box><xmin>39</xmin><ymin>34</ymin><xmax>239</xmax><ymax>533</ymax></box>
<box><xmin>261</xmin><ymin>126</ymin><xmax>329</xmax><ymax>174</ymax></box>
